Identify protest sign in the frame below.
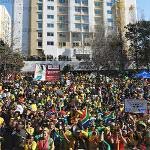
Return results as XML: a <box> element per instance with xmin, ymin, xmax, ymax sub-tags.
<box><xmin>125</xmin><ymin>99</ymin><xmax>147</xmax><ymax>113</ymax></box>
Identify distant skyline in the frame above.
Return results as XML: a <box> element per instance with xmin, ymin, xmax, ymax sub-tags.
<box><xmin>0</xmin><ymin>0</ymin><xmax>150</xmax><ymax>20</ymax></box>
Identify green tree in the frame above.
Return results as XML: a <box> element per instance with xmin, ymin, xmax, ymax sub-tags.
<box><xmin>125</xmin><ymin>21</ymin><xmax>150</xmax><ymax>70</ymax></box>
<box><xmin>0</xmin><ymin>40</ymin><xmax>24</xmax><ymax>78</ymax></box>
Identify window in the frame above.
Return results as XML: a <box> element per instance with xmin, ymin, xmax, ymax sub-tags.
<box><xmin>59</xmin><ymin>33</ymin><xmax>66</xmax><ymax>37</ymax></box>
<box><xmin>82</xmin><ymin>16</ymin><xmax>88</xmax><ymax>21</ymax></box>
<box><xmin>73</xmin><ymin>42</ymin><xmax>79</xmax><ymax>47</ymax></box>
<box><xmin>82</xmin><ymin>0</ymin><xmax>88</xmax><ymax>5</ymax></box>
<box><xmin>38</xmin><ymin>22</ymin><xmax>42</xmax><ymax>28</ymax></box>
<box><xmin>38</xmin><ymin>4</ymin><xmax>42</xmax><ymax>10</ymax></box>
<box><xmin>75</xmin><ymin>15</ymin><xmax>81</xmax><ymax>20</ymax></box>
<box><xmin>107</xmin><ymin>10</ymin><xmax>112</xmax><ymax>14</ymax></box>
<box><xmin>47</xmin><ymin>6</ymin><xmax>54</xmax><ymax>10</ymax></box>
<box><xmin>47</xmin><ymin>23</ymin><xmax>54</xmax><ymax>27</ymax></box>
<box><xmin>95</xmin><ymin>9</ymin><xmax>100</xmax><ymax>14</ymax></box>
<box><xmin>38</xmin><ymin>41</ymin><xmax>42</xmax><ymax>47</ymax></box>
<box><xmin>38</xmin><ymin>32</ymin><xmax>42</xmax><ymax>37</ymax></box>
<box><xmin>48</xmin><ymin>0</ymin><xmax>54</xmax><ymax>1</ymax></box>
<box><xmin>83</xmin><ymin>24</ymin><xmax>89</xmax><ymax>30</ymax></box>
<box><xmin>47</xmin><ymin>41</ymin><xmax>54</xmax><ymax>45</ymax></box>
<box><xmin>47</xmin><ymin>15</ymin><xmax>54</xmax><ymax>19</ymax></box>
<box><xmin>59</xmin><ymin>7</ymin><xmax>67</xmax><ymax>13</ymax></box>
<box><xmin>75</xmin><ymin>0</ymin><xmax>81</xmax><ymax>4</ymax></box>
<box><xmin>59</xmin><ymin>0</ymin><xmax>65</xmax><ymax>3</ymax></box>
<box><xmin>75</xmin><ymin>7</ymin><xmax>81</xmax><ymax>12</ymax></box>
<box><xmin>59</xmin><ymin>24</ymin><xmax>66</xmax><ymax>29</ymax></box>
<box><xmin>38</xmin><ymin>13</ymin><xmax>42</xmax><ymax>19</ymax></box>
<box><xmin>59</xmin><ymin>16</ymin><xmax>65</xmax><ymax>21</ymax></box>
<box><xmin>75</xmin><ymin>23</ymin><xmax>81</xmax><ymax>29</ymax></box>
<box><xmin>82</xmin><ymin>7</ymin><xmax>88</xmax><ymax>13</ymax></box>
<box><xmin>107</xmin><ymin>2</ymin><xmax>112</xmax><ymax>6</ymax></box>
<box><xmin>108</xmin><ymin>18</ymin><xmax>113</xmax><ymax>22</ymax></box>
<box><xmin>47</xmin><ymin>32</ymin><xmax>54</xmax><ymax>36</ymax></box>
<box><xmin>95</xmin><ymin>2</ymin><xmax>100</xmax><ymax>6</ymax></box>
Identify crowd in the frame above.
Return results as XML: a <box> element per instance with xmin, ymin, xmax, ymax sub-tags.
<box><xmin>0</xmin><ymin>73</ymin><xmax>150</xmax><ymax>150</ymax></box>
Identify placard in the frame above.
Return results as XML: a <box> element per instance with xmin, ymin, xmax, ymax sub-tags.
<box><xmin>125</xmin><ymin>99</ymin><xmax>147</xmax><ymax>113</ymax></box>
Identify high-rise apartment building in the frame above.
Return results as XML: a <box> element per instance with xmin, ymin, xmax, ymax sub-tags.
<box><xmin>12</xmin><ymin>0</ymin><xmax>137</xmax><ymax>58</ymax></box>
<box><xmin>0</xmin><ymin>5</ymin><xmax>11</xmax><ymax>46</ymax></box>
<box><xmin>12</xmin><ymin>0</ymin><xmax>30</xmax><ymax>54</ymax></box>
<box><xmin>29</xmin><ymin>0</ymin><xmax>116</xmax><ymax>57</ymax></box>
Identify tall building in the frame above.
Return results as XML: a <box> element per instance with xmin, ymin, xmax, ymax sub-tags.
<box><xmin>12</xmin><ymin>0</ymin><xmax>30</xmax><ymax>55</ymax></box>
<box><xmin>12</xmin><ymin>0</ymin><xmax>137</xmax><ymax>58</ymax></box>
<box><xmin>0</xmin><ymin>5</ymin><xmax>11</xmax><ymax>46</ymax></box>
<box><xmin>29</xmin><ymin>0</ymin><xmax>116</xmax><ymax>58</ymax></box>
<box><xmin>113</xmin><ymin>0</ymin><xmax>137</xmax><ymax>33</ymax></box>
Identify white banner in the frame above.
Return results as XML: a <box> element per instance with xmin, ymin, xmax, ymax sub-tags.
<box><xmin>125</xmin><ymin>99</ymin><xmax>147</xmax><ymax>113</ymax></box>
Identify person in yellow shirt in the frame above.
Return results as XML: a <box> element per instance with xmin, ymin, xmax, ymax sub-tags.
<box><xmin>26</xmin><ymin>121</ymin><xmax>34</xmax><ymax>135</ymax></box>
<box><xmin>24</xmin><ymin>135</ymin><xmax>37</xmax><ymax>150</ymax></box>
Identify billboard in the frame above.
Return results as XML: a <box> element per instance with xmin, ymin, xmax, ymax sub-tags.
<box><xmin>125</xmin><ymin>99</ymin><xmax>147</xmax><ymax>113</ymax></box>
<box><xmin>34</xmin><ymin>64</ymin><xmax>60</xmax><ymax>82</ymax></box>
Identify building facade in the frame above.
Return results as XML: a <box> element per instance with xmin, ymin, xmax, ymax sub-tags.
<box><xmin>29</xmin><ymin>0</ymin><xmax>116</xmax><ymax>58</ymax></box>
<box><xmin>0</xmin><ymin>5</ymin><xmax>11</xmax><ymax>46</ymax></box>
<box><xmin>12</xmin><ymin>0</ymin><xmax>137</xmax><ymax>58</ymax></box>
<box><xmin>113</xmin><ymin>0</ymin><xmax>137</xmax><ymax>33</ymax></box>
<box><xmin>12</xmin><ymin>0</ymin><xmax>30</xmax><ymax>54</ymax></box>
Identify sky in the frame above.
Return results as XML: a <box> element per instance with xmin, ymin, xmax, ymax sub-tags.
<box><xmin>0</xmin><ymin>0</ymin><xmax>150</xmax><ymax>20</ymax></box>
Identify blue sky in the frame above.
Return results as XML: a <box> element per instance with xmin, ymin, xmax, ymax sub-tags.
<box><xmin>137</xmin><ymin>0</ymin><xmax>150</xmax><ymax>20</ymax></box>
<box><xmin>0</xmin><ymin>0</ymin><xmax>150</xmax><ymax>20</ymax></box>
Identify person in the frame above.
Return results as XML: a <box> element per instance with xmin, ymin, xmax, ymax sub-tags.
<box><xmin>37</xmin><ymin>128</ymin><xmax>55</xmax><ymax>150</ymax></box>
<box><xmin>0</xmin><ymin>73</ymin><xmax>149</xmax><ymax>150</ymax></box>
<box><xmin>24</xmin><ymin>135</ymin><xmax>37</xmax><ymax>150</ymax></box>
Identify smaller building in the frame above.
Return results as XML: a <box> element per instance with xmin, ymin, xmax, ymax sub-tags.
<box><xmin>0</xmin><ymin>5</ymin><xmax>11</xmax><ymax>46</ymax></box>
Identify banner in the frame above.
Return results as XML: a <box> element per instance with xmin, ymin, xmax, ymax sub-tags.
<box><xmin>46</xmin><ymin>65</ymin><xmax>60</xmax><ymax>82</ymax></box>
<box><xmin>125</xmin><ymin>99</ymin><xmax>147</xmax><ymax>113</ymax></box>
<box><xmin>34</xmin><ymin>64</ymin><xmax>46</xmax><ymax>81</ymax></box>
<box><xmin>34</xmin><ymin>64</ymin><xmax>60</xmax><ymax>82</ymax></box>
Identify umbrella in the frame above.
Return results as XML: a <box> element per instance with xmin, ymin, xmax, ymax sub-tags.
<box><xmin>134</xmin><ymin>71</ymin><xmax>150</xmax><ymax>78</ymax></box>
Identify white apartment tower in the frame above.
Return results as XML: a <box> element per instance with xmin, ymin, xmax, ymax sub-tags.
<box><xmin>29</xmin><ymin>0</ymin><xmax>117</xmax><ymax>58</ymax></box>
<box><xmin>0</xmin><ymin>5</ymin><xmax>11</xmax><ymax>46</ymax></box>
<box><xmin>12</xmin><ymin>0</ymin><xmax>137</xmax><ymax>57</ymax></box>
<box><xmin>12</xmin><ymin>0</ymin><xmax>30</xmax><ymax>54</ymax></box>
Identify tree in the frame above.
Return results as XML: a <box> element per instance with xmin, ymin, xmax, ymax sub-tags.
<box><xmin>0</xmin><ymin>40</ymin><xmax>24</xmax><ymax>79</ymax></box>
<box><xmin>91</xmin><ymin>26</ymin><xmax>127</xmax><ymax>71</ymax></box>
<box><xmin>125</xmin><ymin>21</ymin><xmax>150</xmax><ymax>70</ymax></box>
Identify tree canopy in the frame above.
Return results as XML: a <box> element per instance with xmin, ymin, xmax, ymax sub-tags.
<box><xmin>125</xmin><ymin>21</ymin><xmax>150</xmax><ymax>70</ymax></box>
<box><xmin>0</xmin><ymin>40</ymin><xmax>24</xmax><ymax>76</ymax></box>
<box><xmin>92</xmin><ymin>26</ymin><xmax>127</xmax><ymax>70</ymax></box>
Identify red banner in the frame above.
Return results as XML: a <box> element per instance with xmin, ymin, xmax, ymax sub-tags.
<box><xmin>46</xmin><ymin>65</ymin><xmax>60</xmax><ymax>82</ymax></box>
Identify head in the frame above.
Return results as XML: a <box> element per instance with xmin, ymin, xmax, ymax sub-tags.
<box><xmin>26</xmin><ymin>135</ymin><xmax>34</xmax><ymax>143</ymax></box>
<box><xmin>43</xmin><ymin>128</ymin><xmax>50</xmax><ymax>139</ymax></box>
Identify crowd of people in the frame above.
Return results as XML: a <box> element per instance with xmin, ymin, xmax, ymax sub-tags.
<box><xmin>0</xmin><ymin>73</ymin><xmax>150</xmax><ymax>150</ymax></box>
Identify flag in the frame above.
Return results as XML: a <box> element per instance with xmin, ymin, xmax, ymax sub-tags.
<box><xmin>103</xmin><ymin>112</ymin><xmax>116</xmax><ymax>123</ymax></box>
<box><xmin>80</xmin><ymin>108</ymin><xmax>91</xmax><ymax>129</ymax></box>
